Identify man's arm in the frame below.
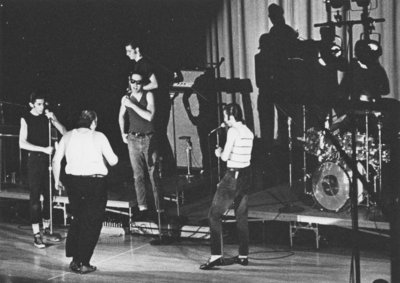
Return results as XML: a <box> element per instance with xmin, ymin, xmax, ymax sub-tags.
<box><xmin>118</xmin><ymin>102</ymin><xmax>128</xmax><ymax>144</ymax></box>
<box><xmin>143</xmin><ymin>73</ymin><xmax>158</xmax><ymax>91</ymax></box>
<box><xmin>19</xmin><ymin>118</ymin><xmax>53</xmax><ymax>154</ymax></box>
<box><xmin>52</xmin><ymin>133</ymin><xmax>67</xmax><ymax>189</ymax></box>
<box><xmin>98</xmin><ymin>133</ymin><xmax>118</xmax><ymax>166</ymax></box>
<box><xmin>46</xmin><ymin>112</ymin><xmax>67</xmax><ymax>135</ymax></box>
<box><xmin>121</xmin><ymin>92</ymin><xmax>155</xmax><ymax>122</ymax></box>
<box><xmin>215</xmin><ymin>127</ymin><xmax>239</xmax><ymax>162</ymax></box>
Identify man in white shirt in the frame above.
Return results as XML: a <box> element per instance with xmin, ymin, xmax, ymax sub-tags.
<box><xmin>200</xmin><ymin>103</ymin><xmax>254</xmax><ymax>270</ymax></box>
<box><xmin>52</xmin><ymin>110</ymin><xmax>118</xmax><ymax>274</ymax></box>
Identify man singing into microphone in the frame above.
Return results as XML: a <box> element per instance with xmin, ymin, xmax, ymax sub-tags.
<box><xmin>19</xmin><ymin>92</ymin><xmax>66</xmax><ymax>248</ymax></box>
<box><xmin>200</xmin><ymin>103</ymin><xmax>254</xmax><ymax>270</ymax></box>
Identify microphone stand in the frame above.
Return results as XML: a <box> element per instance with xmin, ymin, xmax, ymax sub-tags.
<box><xmin>275</xmin><ymin>104</ymin><xmax>304</xmax><ymax>213</ymax></box>
<box><xmin>213</xmin><ymin>58</ymin><xmax>225</xmax><ymax>183</ymax></box>
<box><xmin>45</xmin><ymin>117</ymin><xmax>61</xmax><ymax>242</ymax></box>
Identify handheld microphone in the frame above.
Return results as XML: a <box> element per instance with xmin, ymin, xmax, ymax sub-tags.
<box><xmin>208</xmin><ymin>123</ymin><xmax>225</xmax><ymax>136</ymax></box>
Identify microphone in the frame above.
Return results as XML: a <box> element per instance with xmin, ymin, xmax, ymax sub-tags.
<box><xmin>44</xmin><ymin>109</ymin><xmax>54</xmax><ymax>121</ymax></box>
<box><xmin>208</xmin><ymin>123</ymin><xmax>225</xmax><ymax>135</ymax></box>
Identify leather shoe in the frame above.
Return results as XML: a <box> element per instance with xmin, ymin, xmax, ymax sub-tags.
<box><xmin>69</xmin><ymin>261</ymin><xmax>81</xmax><ymax>274</ymax></box>
<box><xmin>234</xmin><ymin>256</ymin><xmax>248</xmax><ymax>266</ymax></box>
<box><xmin>80</xmin><ymin>265</ymin><xmax>97</xmax><ymax>274</ymax></box>
<box><xmin>199</xmin><ymin>257</ymin><xmax>224</xmax><ymax>270</ymax></box>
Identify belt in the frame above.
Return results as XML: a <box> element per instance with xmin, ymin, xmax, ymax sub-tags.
<box><xmin>71</xmin><ymin>174</ymin><xmax>106</xmax><ymax>178</ymax></box>
<box><xmin>228</xmin><ymin>167</ymin><xmax>248</xmax><ymax>172</ymax></box>
<box><xmin>130</xmin><ymin>131</ymin><xmax>153</xmax><ymax>138</ymax></box>
<box><xmin>28</xmin><ymin>152</ymin><xmax>47</xmax><ymax>158</ymax></box>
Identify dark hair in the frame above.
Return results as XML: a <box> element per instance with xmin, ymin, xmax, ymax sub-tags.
<box><xmin>129</xmin><ymin>71</ymin><xmax>144</xmax><ymax>79</ymax></box>
<box><xmin>223</xmin><ymin>103</ymin><xmax>243</xmax><ymax>122</ymax></box>
<box><xmin>77</xmin><ymin>110</ymin><xmax>97</xmax><ymax>128</ymax></box>
<box><xmin>29</xmin><ymin>92</ymin><xmax>46</xmax><ymax>104</ymax></box>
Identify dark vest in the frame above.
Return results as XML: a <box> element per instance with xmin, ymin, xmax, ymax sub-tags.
<box><xmin>127</xmin><ymin>92</ymin><xmax>154</xmax><ymax>134</ymax></box>
<box><xmin>23</xmin><ymin>112</ymin><xmax>49</xmax><ymax>147</ymax></box>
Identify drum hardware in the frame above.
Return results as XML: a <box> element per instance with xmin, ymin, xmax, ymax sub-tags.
<box><xmin>279</xmin><ymin>114</ymin><xmax>304</xmax><ymax>213</ymax></box>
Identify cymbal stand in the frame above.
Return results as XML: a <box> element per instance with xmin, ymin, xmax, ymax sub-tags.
<box><xmin>364</xmin><ymin>111</ymin><xmax>370</xmax><ymax>207</ymax></box>
<box><xmin>376</xmin><ymin>112</ymin><xmax>383</xmax><ymax>197</ymax></box>
<box><xmin>302</xmin><ymin>105</ymin><xmax>312</xmax><ymax>196</ymax></box>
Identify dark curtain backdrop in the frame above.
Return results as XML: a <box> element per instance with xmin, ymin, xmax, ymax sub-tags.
<box><xmin>206</xmin><ymin>0</ymin><xmax>399</xmax><ymax>136</ymax></box>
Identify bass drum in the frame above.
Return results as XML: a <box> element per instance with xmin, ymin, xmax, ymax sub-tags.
<box><xmin>312</xmin><ymin>162</ymin><xmax>365</xmax><ymax>212</ymax></box>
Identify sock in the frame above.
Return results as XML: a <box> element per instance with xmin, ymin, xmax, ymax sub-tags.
<box><xmin>210</xmin><ymin>255</ymin><xmax>222</xmax><ymax>262</ymax></box>
<box><xmin>238</xmin><ymin>255</ymin><xmax>248</xmax><ymax>259</ymax></box>
<box><xmin>43</xmin><ymin>219</ymin><xmax>50</xmax><ymax>229</ymax></box>
<box><xmin>32</xmin><ymin>223</ymin><xmax>40</xmax><ymax>235</ymax></box>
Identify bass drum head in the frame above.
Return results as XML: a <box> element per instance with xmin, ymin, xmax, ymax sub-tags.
<box><xmin>312</xmin><ymin>162</ymin><xmax>350</xmax><ymax>212</ymax></box>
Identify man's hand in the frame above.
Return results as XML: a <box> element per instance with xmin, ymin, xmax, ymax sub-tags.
<box><xmin>121</xmin><ymin>95</ymin><xmax>133</xmax><ymax>108</ymax></box>
<box><xmin>45</xmin><ymin>111</ymin><xmax>56</xmax><ymax>120</ymax></box>
<box><xmin>215</xmin><ymin>147</ymin><xmax>222</xmax><ymax>158</ymax></box>
<box><xmin>55</xmin><ymin>180</ymin><xmax>65</xmax><ymax>192</ymax></box>
<box><xmin>121</xmin><ymin>133</ymin><xmax>128</xmax><ymax>144</ymax></box>
<box><xmin>43</xmin><ymin>146</ymin><xmax>54</xmax><ymax>155</ymax></box>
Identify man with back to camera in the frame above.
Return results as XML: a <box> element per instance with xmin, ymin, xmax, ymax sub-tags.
<box><xmin>52</xmin><ymin>110</ymin><xmax>118</xmax><ymax>274</ymax></box>
<box><xmin>200</xmin><ymin>103</ymin><xmax>254</xmax><ymax>270</ymax></box>
<box><xmin>19</xmin><ymin>91</ymin><xmax>66</xmax><ymax>248</ymax></box>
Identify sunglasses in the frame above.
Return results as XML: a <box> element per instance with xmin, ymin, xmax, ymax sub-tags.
<box><xmin>129</xmin><ymin>79</ymin><xmax>143</xmax><ymax>85</ymax></box>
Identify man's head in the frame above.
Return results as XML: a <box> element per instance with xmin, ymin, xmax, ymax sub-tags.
<box><xmin>268</xmin><ymin>3</ymin><xmax>284</xmax><ymax>25</ymax></box>
<box><xmin>129</xmin><ymin>72</ymin><xmax>144</xmax><ymax>93</ymax></box>
<box><xmin>223</xmin><ymin>103</ymin><xmax>243</xmax><ymax>127</ymax></box>
<box><xmin>77</xmin><ymin>110</ymin><xmax>97</xmax><ymax>130</ymax></box>
<box><xmin>29</xmin><ymin>92</ymin><xmax>46</xmax><ymax>115</ymax></box>
<box><xmin>125</xmin><ymin>40</ymin><xmax>143</xmax><ymax>61</ymax></box>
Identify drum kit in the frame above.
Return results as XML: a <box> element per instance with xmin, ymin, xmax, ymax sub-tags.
<box><xmin>301</xmin><ymin>100</ymin><xmax>392</xmax><ymax>212</ymax></box>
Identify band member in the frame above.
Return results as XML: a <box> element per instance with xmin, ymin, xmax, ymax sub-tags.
<box><xmin>125</xmin><ymin>40</ymin><xmax>158</xmax><ymax>91</ymax></box>
<box><xmin>19</xmin><ymin>92</ymin><xmax>66</xmax><ymax>248</ymax></box>
<box><xmin>340</xmin><ymin>39</ymin><xmax>390</xmax><ymax>102</ymax></box>
<box><xmin>200</xmin><ymin>103</ymin><xmax>254</xmax><ymax>270</ymax></box>
<box><xmin>52</xmin><ymin>110</ymin><xmax>118</xmax><ymax>274</ymax></box>
<box><xmin>118</xmin><ymin>71</ymin><xmax>165</xmax><ymax>224</ymax></box>
<box><xmin>125</xmin><ymin>39</ymin><xmax>176</xmax><ymax>177</ymax></box>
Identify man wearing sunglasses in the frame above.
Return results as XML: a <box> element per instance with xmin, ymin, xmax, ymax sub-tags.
<box><xmin>118</xmin><ymin>72</ymin><xmax>167</xmax><ymax>241</ymax></box>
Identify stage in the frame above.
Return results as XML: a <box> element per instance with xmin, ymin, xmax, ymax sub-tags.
<box><xmin>0</xmin><ymin>221</ymin><xmax>390</xmax><ymax>283</ymax></box>
<box><xmin>0</xmin><ymin>169</ymin><xmax>391</xmax><ymax>282</ymax></box>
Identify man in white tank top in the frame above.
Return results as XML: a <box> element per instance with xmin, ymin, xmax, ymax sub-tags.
<box><xmin>200</xmin><ymin>103</ymin><xmax>254</xmax><ymax>270</ymax></box>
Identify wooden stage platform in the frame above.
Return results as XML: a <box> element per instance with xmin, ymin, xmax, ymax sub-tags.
<box><xmin>0</xmin><ymin>175</ymin><xmax>392</xmax><ymax>282</ymax></box>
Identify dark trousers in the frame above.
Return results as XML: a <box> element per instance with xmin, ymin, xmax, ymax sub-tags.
<box><xmin>208</xmin><ymin>168</ymin><xmax>250</xmax><ymax>256</ymax></box>
<box><xmin>27</xmin><ymin>152</ymin><xmax>50</xmax><ymax>224</ymax></box>
<box><xmin>64</xmin><ymin>175</ymin><xmax>107</xmax><ymax>265</ymax></box>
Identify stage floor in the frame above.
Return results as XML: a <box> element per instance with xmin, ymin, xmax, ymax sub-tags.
<box><xmin>0</xmin><ymin>222</ymin><xmax>390</xmax><ymax>283</ymax></box>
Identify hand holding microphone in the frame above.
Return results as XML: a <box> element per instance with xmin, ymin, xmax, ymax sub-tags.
<box><xmin>215</xmin><ymin>147</ymin><xmax>222</xmax><ymax>158</ymax></box>
<box><xmin>44</xmin><ymin>109</ymin><xmax>55</xmax><ymax>121</ymax></box>
<box><xmin>208</xmin><ymin>122</ymin><xmax>226</xmax><ymax>136</ymax></box>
